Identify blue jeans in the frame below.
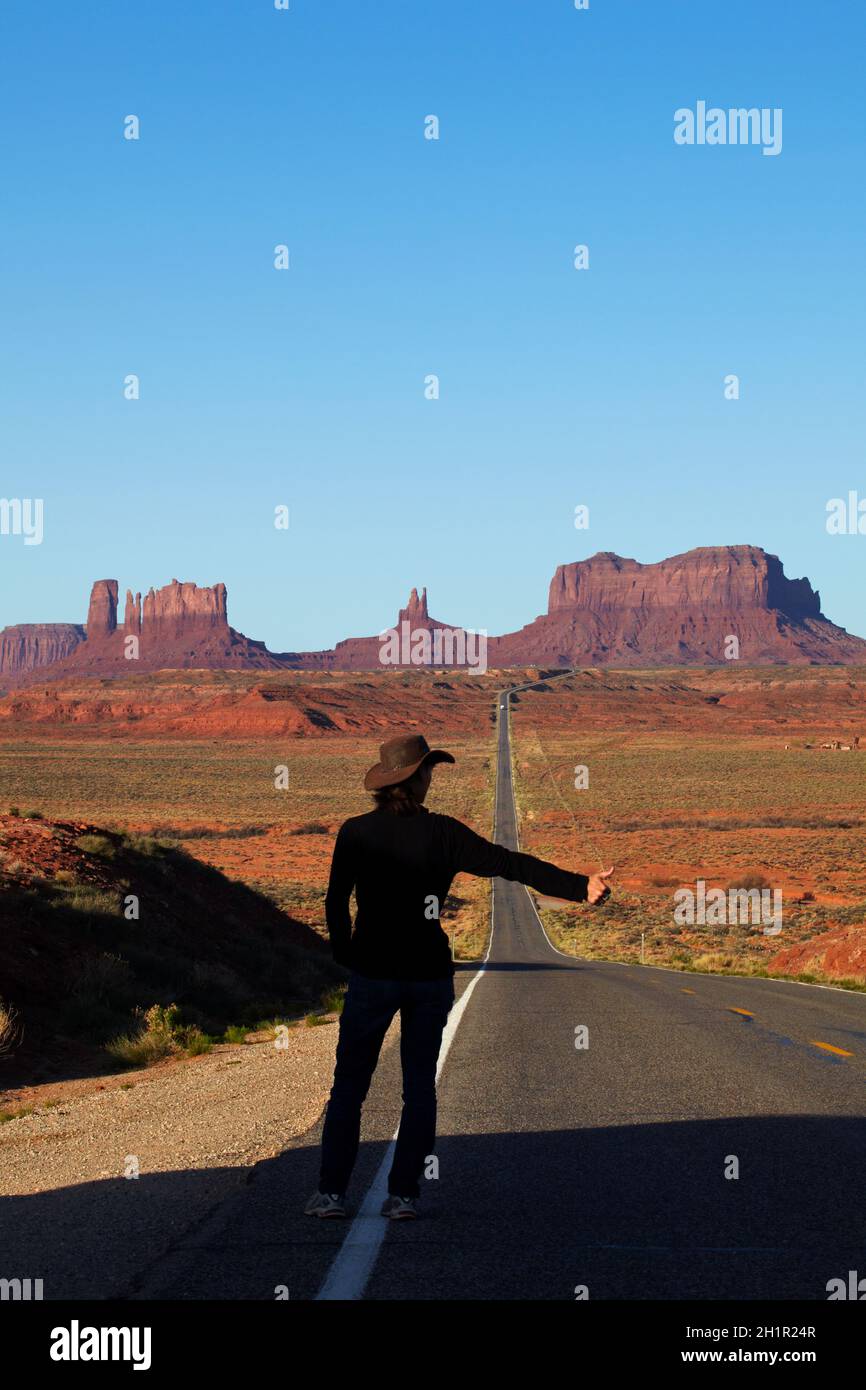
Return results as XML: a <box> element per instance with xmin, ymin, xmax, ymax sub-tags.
<box><xmin>319</xmin><ymin>972</ymin><xmax>455</xmax><ymax>1198</ymax></box>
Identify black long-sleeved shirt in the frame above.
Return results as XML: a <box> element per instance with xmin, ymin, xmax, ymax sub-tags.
<box><xmin>324</xmin><ymin>807</ymin><xmax>589</xmax><ymax>980</ymax></box>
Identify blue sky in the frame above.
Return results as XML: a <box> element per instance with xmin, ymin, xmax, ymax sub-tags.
<box><xmin>1</xmin><ymin>0</ymin><xmax>864</xmax><ymax>649</ymax></box>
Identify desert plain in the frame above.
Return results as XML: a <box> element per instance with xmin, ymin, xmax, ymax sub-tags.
<box><xmin>1</xmin><ymin>664</ymin><xmax>863</xmax><ymax>1011</ymax></box>
<box><xmin>1</xmin><ymin>661</ymin><xmax>864</xmax><ymax>1245</ymax></box>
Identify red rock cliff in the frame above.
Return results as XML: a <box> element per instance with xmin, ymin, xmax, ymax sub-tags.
<box><xmin>86</xmin><ymin>580</ymin><xmax>118</xmax><ymax>638</ymax></box>
<box><xmin>547</xmin><ymin>547</ymin><xmax>821</xmax><ymax>619</ymax></box>
<box><xmin>124</xmin><ymin>590</ymin><xmax>142</xmax><ymax>636</ymax></box>
<box><xmin>141</xmin><ymin>579</ymin><xmax>228</xmax><ymax>636</ymax></box>
<box><xmin>2</xmin><ymin>577</ymin><xmax>274</xmax><ymax>686</ymax></box>
<box><xmin>0</xmin><ymin>624</ymin><xmax>86</xmax><ymax>678</ymax></box>
<box><xmin>3</xmin><ymin>547</ymin><xmax>865</xmax><ymax>684</ymax></box>
<box><xmin>490</xmin><ymin>545</ymin><xmax>857</xmax><ymax>667</ymax></box>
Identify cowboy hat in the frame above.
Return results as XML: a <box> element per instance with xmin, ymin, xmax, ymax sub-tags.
<box><xmin>363</xmin><ymin>733</ymin><xmax>455</xmax><ymax>791</ymax></box>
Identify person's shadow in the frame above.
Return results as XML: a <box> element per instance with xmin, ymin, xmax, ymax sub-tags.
<box><xmin>4</xmin><ymin>1112</ymin><xmax>866</xmax><ymax>1301</ymax></box>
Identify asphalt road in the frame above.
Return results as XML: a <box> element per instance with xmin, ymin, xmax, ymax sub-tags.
<box><xmin>139</xmin><ymin>683</ymin><xmax>866</xmax><ymax>1301</ymax></box>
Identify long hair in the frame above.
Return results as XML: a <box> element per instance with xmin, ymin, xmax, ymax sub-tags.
<box><xmin>372</xmin><ymin>765</ymin><xmax>427</xmax><ymax>816</ymax></box>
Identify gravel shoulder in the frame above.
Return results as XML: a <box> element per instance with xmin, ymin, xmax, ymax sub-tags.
<box><xmin>0</xmin><ymin>1019</ymin><xmax>398</xmax><ymax>1299</ymax></box>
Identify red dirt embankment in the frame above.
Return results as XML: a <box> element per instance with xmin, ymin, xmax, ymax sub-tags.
<box><xmin>2</xmin><ymin>665</ymin><xmax>866</xmax><ymax>741</ymax></box>
<box><xmin>0</xmin><ymin>669</ymin><xmax>502</xmax><ymax>739</ymax></box>
<box><xmin>0</xmin><ymin>812</ymin><xmax>340</xmax><ymax>1092</ymax></box>
<box><xmin>769</xmin><ymin>927</ymin><xmax>866</xmax><ymax>983</ymax></box>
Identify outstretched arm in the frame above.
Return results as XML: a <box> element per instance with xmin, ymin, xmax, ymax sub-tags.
<box><xmin>445</xmin><ymin>818</ymin><xmax>602</xmax><ymax>903</ymax></box>
<box><xmin>324</xmin><ymin>824</ymin><xmax>355</xmax><ymax>965</ymax></box>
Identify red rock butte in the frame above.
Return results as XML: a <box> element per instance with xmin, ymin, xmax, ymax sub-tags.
<box><xmin>487</xmin><ymin>546</ymin><xmax>858</xmax><ymax>668</ymax></box>
<box><xmin>1</xmin><ymin>546</ymin><xmax>864</xmax><ymax>687</ymax></box>
<box><xmin>0</xmin><ymin>577</ymin><xmax>281</xmax><ymax>685</ymax></box>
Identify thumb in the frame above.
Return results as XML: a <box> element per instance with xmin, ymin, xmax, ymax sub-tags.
<box><xmin>598</xmin><ymin>866</ymin><xmax>615</xmax><ymax>880</ymax></box>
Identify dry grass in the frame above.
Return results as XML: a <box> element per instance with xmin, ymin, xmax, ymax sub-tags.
<box><xmin>0</xmin><ymin>998</ymin><xmax>21</xmax><ymax>1057</ymax></box>
<box><xmin>0</xmin><ymin>720</ymin><xmax>498</xmax><ymax>966</ymax></box>
<box><xmin>511</xmin><ymin>722</ymin><xmax>866</xmax><ymax>983</ymax></box>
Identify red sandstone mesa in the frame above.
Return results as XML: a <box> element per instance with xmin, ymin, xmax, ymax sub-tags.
<box><xmin>281</xmin><ymin>546</ymin><xmax>866</xmax><ymax>671</ymax></box>
<box><xmin>486</xmin><ymin>546</ymin><xmax>860</xmax><ymax>668</ymax></box>
<box><xmin>0</xmin><ymin>623</ymin><xmax>86</xmax><ymax>677</ymax></box>
<box><xmin>0</xmin><ymin>577</ymin><xmax>282</xmax><ymax>684</ymax></box>
<box><xmin>142</xmin><ymin>578</ymin><xmax>228</xmax><ymax>635</ymax></box>
<box><xmin>1</xmin><ymin>546</ymin><xmax>864</xmax><ymax>686</ymax></box>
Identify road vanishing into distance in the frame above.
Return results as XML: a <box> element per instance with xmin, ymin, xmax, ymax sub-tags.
<box><xmin>136</xmin><ymin>679</ymin><xmax>866</xmax><ymax>1301</ymax></box>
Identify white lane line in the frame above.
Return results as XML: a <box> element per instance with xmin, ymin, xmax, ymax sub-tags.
<box><xmin>315</xmin><ymin>696</ymin><xmax>510</xmax><ymax>1301</ymax></box>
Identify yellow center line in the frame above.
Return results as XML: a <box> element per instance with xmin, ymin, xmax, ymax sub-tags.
<box><xmin>810</xmin><ymin>1040</ymin><xmax>853</xmax><ymax>1057</ymax></box>
<box><xmin>728</xmin><ymin>1008</ymin><xmax>754</xmax><ymax>1018</ymax></box>
<box><xmin>681</xmin><ymin>988</ymin><xmax>696</xmax><ymax>995</ymax></box>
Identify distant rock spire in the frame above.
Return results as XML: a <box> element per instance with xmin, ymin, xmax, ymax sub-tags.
<box><xmin>124</xmin><ymin>590</ymin><xmax>142</xmax><ymax>635</ymax></box>
<box><xmin>86</xmin><ymin>580</ymin><xmax>118</xmax><ymax>638</ymax></box>
<box><xmin>401</xmin><ymin>586</ymin><xmax>429</xmax><ymax>622</ymax></box>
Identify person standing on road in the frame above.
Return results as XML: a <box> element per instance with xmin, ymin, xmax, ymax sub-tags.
<box><xmin>305</xmin><ymin>732</ymin><xmax>614</xmax><ymax>1221</ymax></box>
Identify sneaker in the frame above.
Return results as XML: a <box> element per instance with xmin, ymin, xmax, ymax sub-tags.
<box><xmin>304</xmin><ymin>1190</ymin><xmax>347</xmax><ymax>1219</ymax></box>
<box><xmin>381</xmin><ymin>1194</ymin><xmax>419</xmax><ymax>1220</ymax></box>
